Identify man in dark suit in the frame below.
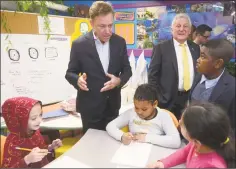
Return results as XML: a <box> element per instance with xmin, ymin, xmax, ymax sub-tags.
<box><xmin>190</xmin><ymin>39</ymin><xmax>235</xmax><ymax>134</ymax></box>
<box><xmin>193</xmin><ymin>24</ymin><xmax>212</xmax><ymax>46</ymax></box>
<box><xmin>148</xmin><ymin>13</ymin><xmax>200</xmax><ymax>120</ymax></box>
<box><xmin>65</xmin><ymin>1</ymin><xmax>132</xmax><ymax>133</ymax></box>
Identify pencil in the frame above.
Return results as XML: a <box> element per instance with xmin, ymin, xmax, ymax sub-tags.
<box><xmin>15</xmin><ymin>147</ymin><xmax>52</xmax><ymax>153</ymax></box>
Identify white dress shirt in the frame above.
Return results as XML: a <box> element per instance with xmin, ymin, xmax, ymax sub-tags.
<box><xmin>93</xmin><ymin>31</ymin><xmax>110</xmax><ymax>73</ymax></box>
<box><xmin>173</xmin><ymin>39</ymin><xmax>194</xmax><ymax>91</ymax></box>
<box><xmin>200</xmin><ymin>69</ymin><xmax>225</xmax><ymax>89</ymax></box>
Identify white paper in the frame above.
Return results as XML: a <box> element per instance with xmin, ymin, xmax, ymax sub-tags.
<box><xmin>38</xmin><ymin>16</ymin><xmax>65</xmax><ymax>35</ymax></box>
<box><xmin>111</xmin><ymin>142</ymin><xmax>152</xmax><ymax>167</ymax></box>
<box><xmin>44</xmin><ymin>156</ymin><xmax>90</xmax><ymax>168</ymax></box>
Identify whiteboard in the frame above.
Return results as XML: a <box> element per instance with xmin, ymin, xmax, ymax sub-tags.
<box><xmin>1</xmin><ymin>34</ymin><xmax>77</xmax><ymax>105</ymax></box>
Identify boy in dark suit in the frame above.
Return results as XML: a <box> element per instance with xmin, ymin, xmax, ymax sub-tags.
<box><xmin>190</xmin><ymin>39</ymin><xmax>235</xmax><ymax>135</ymax></box>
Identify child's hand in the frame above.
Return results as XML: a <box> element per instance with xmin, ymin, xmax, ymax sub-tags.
<box><xmin>48</xmin><ymin>139</ymin><xmax>63</xmax><ymax>151</ymax></box>
<box><xmin>134</xmin><ymin>133</ymin><xmax>146</xmax><ymax>142</ymax></box>
<box><xmin>24</xmin><ymin>147</ymin><xmax>48</xmax><ymax>165</ymax></box>
<box><xmin>146</xmin><ymin>161</ymin><xmax>164</xmax><ymax>168</ymax></box>
<box><xmin>121</xmin><ymin>132</ymin><xmax>134</xmax><ymax>145</ymax></box>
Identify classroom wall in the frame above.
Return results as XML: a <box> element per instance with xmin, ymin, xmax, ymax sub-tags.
<box><xmin>0</xmin><ymin>11</ymin><xmax>92</xmax><ymax>104</ymax></box>
<box><xmin>63</xmin><ymin>1</ymin><xmax>235</xmax><ymax>62</ymax></box>
<box><xmin>113</xmin><ymin>2</ymin><xmax>235</xmax><ymax>63</ymax></box>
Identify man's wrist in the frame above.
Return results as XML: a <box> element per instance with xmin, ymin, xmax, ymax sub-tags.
<box><xmin>116</xmin><ymin>77</ymin><xmax>121</xmax><ymax>88</ymax></box>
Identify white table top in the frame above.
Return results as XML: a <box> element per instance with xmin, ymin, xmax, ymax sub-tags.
<box><xmin>1</xmin><ymin>104</ymin><xmax>134</xmax><ymax>130</ymax></box>
<box><xmin>1</xmin><ymin>114</ymin><xmax>82</xmax><ymax>130</ymax></box>
<box><xmin>40</xmin><ymin>113</ymin><xmax>82</xmax><ymax>130</ymax></box>
<box><xmin>44</xmin><ymin>129</ymin><xmax>186</xmax><ymax>168</ymax></box>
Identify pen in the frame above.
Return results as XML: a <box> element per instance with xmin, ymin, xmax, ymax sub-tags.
<box><xmin>15</xmin><ymin>147</ymin><xmax>52</xmax><ymax>153</ymax></box>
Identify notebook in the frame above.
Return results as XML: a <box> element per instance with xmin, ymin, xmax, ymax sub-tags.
<box><xmin>42</xmin><ymin>109</ymin><xmax>68</xmax><ymax>119</ymax></box>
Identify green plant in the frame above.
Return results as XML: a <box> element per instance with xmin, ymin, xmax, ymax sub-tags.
<box><xmin>67</xmin><ymin>6</ymin><xmax>75</xmax><ymax>16</ymax></box>
<box><xmin>225</xmin><ymin>61</ymin><xmax>236</xmax><ymax>77</ymax></box>
<box><xmin>1</xmin><ymin>11</ymin><xmax>12</xmax><ymax>50</ymax></box>
<box><xmin>1</xmin><ymin>0</ymin><xmax>64</xmax><ymax>41</ymax></box>
<box><xmin>16</xmin><ymin>1</ymin><xmax>52</xmax><ymax>40</ymax></box>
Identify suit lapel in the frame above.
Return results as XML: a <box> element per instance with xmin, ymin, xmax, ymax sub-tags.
<box><xmin>187</xmin><ymin>41</ymin><xmax>197</xmax><ymax>73</ymax></box>
<box><xmin>170</xmin><ymin>39</ymin><xmax>178</xmax><ymax>77</ymax></box>
<box><xmin>189</xmin><ymin>73</ymin><xmax>201</xmax><ymax>100</ymax></box>
<box><xmin>192</xmin><ymin>73</ymin><xmax>201</xmax><ymax>89</ymax></box>
<box><xmin>85</xmin><ymin>31</ymin><xmax>105</xmax><ymax>74</ymax></box>
<box><xmin>209</xmin><ymin>71</ymin><xmax>228</xmax><ymax>101</ymax></box>
<box><xmin>187</xmin><ymin>41</ymin><xmax>198</xmax><ymax>60</ymax></box>
<box><xmin>107</xmin><ymin>34</ymin><xmax>115</xmax><ymax>74</ymax></box>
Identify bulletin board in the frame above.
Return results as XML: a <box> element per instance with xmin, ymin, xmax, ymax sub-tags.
<box><xmin>0</xmin><ymin>10</ymin><xmax>91</xmax><ymax>105</ymax></box>
<box><xmin>0</xmin><ymin>10</ymin><xmax>91</xmax><ymax>36</ymax></box>
<box><xmin>114</xmin><ymin>23</ymin><xmax>135</xmax><ymax>45</ymax></box>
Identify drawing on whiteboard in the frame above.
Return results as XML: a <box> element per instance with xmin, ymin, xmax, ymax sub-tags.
<box><xmin>29</xmin><ymin>47</ymin><xmax>39</xmax><ymax>59</ymax></box>
<box><xmin>45</xmin><ymin>47</ymin><xmax>58</xmax><ymax>58</ymax></box>
<box><xmin>8</xmin><ymin>49</ymin><xmax>20</xmax><ymax>61</ymax></box>
<box><xmin>80</xmin><ymin>22</ymin><xmax>89</xmax><ymax>35</ymax></box>
<box><xmin>1</xmin><ymin>34</ymin><xmax>77</xmax><ymax>105</ymax></box>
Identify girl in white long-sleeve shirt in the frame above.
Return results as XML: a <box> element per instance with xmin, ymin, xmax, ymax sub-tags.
<box><xmin>106</xmin><ymin>84</ymin><xmax>181</xmax><ymax>149</ymax></box>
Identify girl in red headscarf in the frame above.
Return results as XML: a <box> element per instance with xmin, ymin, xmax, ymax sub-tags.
<box><xmin>1</xmin><ymin>97</ymin><xmax>62</xmax><ymax>168</ymax></box>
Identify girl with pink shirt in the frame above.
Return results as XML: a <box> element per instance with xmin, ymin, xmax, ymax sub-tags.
<box><xmin>147</xmin><ymin>102</ymin><xmax>235</xmax><ymax>168</ymax></box>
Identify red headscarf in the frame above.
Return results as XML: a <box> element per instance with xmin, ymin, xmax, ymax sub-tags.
<box><xmin>1</xmin><ymin>97</ymin><xmax>49</xmax><ymax>168</ymax></box>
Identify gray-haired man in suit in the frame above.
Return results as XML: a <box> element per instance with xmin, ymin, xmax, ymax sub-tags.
<box><xmin>148</xmin><ymin>13</ymin><xmax>200</xmax><ymax>120</ymax></box>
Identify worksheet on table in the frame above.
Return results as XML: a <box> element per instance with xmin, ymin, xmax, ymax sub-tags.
<box><xmin>111</xmin><ymin>141</ymin><xmax>152</xmax><ymax>167</ymax></box>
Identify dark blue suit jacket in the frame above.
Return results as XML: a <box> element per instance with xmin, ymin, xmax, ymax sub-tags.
<box><xmin>190</xmin><ymin>70</ymin><xmax>235</xmax><ymax>135</ymax></box>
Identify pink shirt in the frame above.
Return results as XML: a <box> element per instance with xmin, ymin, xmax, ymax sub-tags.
<box><xmin>161</xmin><ymin>142</ymin><xmax>227</xmax><ymax>168</ymax></box>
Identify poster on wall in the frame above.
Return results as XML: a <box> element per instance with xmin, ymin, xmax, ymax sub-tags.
<box><xmin>223</xmin><ymin>1</ymin><xmax>235</xmax><ymax>16</ymax></box>
<box><xmin>70</xmin><ymin>18</ymin><xmax>92</xmax><ymax>45</ymax></box>
<box><xmin>115</xmin><ymin>23</ymin><xmax>135</xmax><ymax>45</ymax></box>
<box><xmin>38</xmin><ymin>16</ymin><xmax>65</xmax><ymax>35</ymax></box>
<box><xmin>74</xmin><ymin>4</ymin><xmax>90</xmax><ymax>18</ymax></box>
<box><xmin>188</xmin><ymin>2</ymin><xmax>224</xmax><ymax>13</ymax></box>
<box><xmin>136</xmin><ymin>6</ymin><xmax>167</xmax><ymax>49</ymax></box>
<box><xmin>166</xmin><ymin>5</ymin><xmax>186</xmax><ymax>13</ymax></box>
<box><xmin>115</xmin><ymin>11</ymin><xmax>135</xmax><ymax>21</ymax></box>
<box><xmin>157</xmin><ymin>11</ymin><xmax>235</xmax><ymax>56</ymax></box>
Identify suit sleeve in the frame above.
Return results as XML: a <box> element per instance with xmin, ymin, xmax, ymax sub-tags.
<box><xmin>148</xmin><ymin>44</ymin><xmax>162</xmax><ymax>88</ymax></box>
<box><xmin>119</xmin><ymin>39</ymin><xmax>132</xmax><ymax>87</ymax></box>
<box><xmin>196</xmin><ymin>44</ymin><xmax>200</xmax><ymax>59</ymax></box>
<box><xmin>228</xmin><ymin>96</ymin><xmax>235</xmax><ymax>137</ymax></box>
<box><xmin>65</xmin><ymin>41</ymin><xmax>81</xmax><ymax>90</ymax></box>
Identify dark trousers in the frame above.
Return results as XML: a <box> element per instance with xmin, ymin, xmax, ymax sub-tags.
<box><xmin>80</xmin><ymin>101</ymin><xmax>119</xmax><ymax>134</ymax></box>
<box><xmin>169</xmin><ymin>91</ymin><xmax>189</xmax><ymax>141</ymax></box>
<box><xmin>170</xmin><ymin>91</ymin><xmax>189</xmax><ymax>120</ymax></box>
